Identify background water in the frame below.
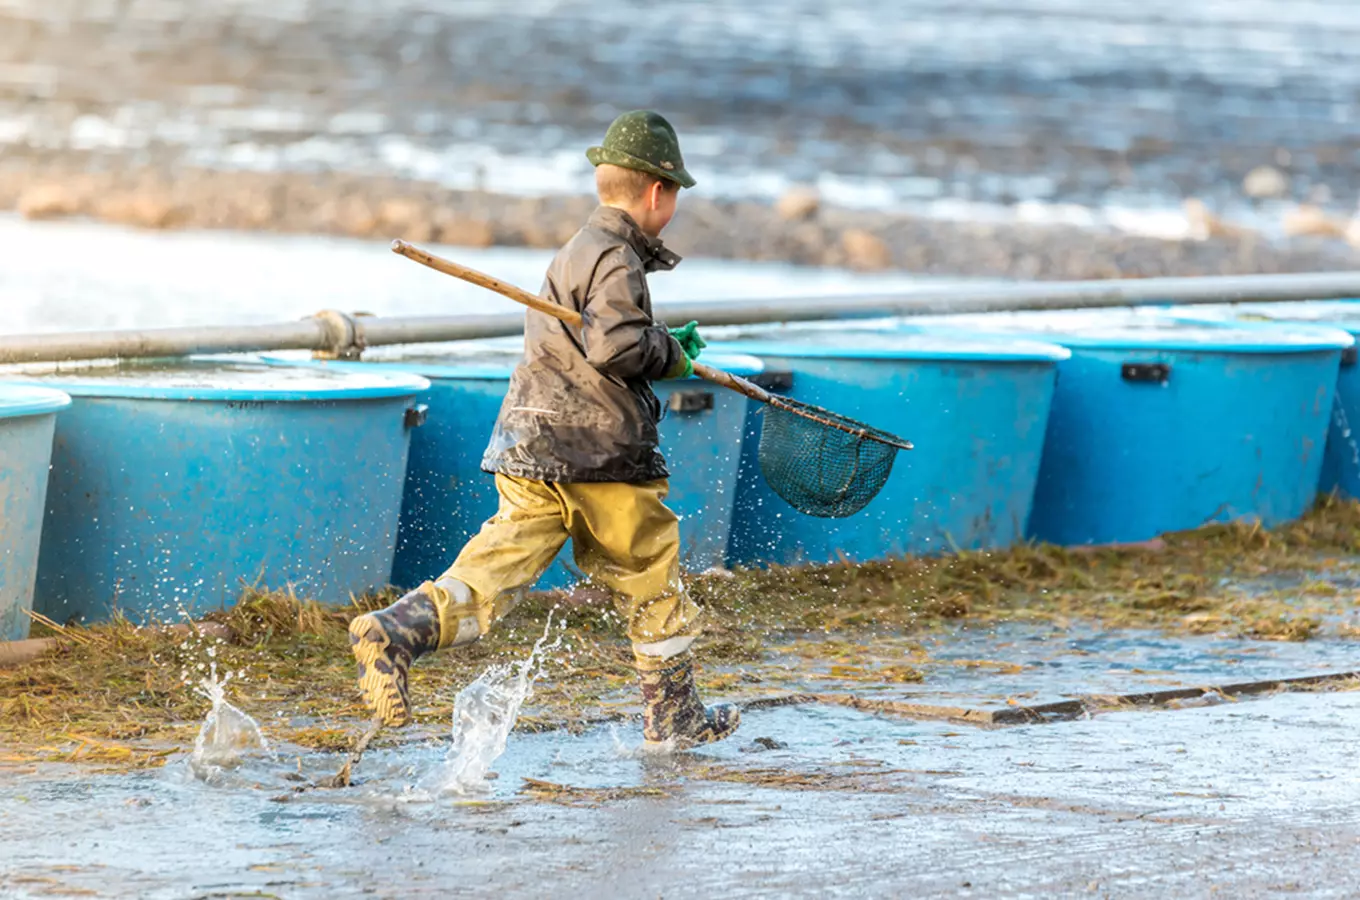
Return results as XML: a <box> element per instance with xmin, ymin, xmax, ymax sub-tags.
<box><xmin>3</xmin><ymin>0</ymin><xmax>1359</xmax><ymax>235</ymax></box>
<box><xmin>0</xmin><ymin>215</ymin><xmax>963</xmax><ymax>333</ymax></box>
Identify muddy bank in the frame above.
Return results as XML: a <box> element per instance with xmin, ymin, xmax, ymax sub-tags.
<box><xmin>5</xmin><ymin>162</ymin><xmax>1360</xmax><ymax>281</ymax></box>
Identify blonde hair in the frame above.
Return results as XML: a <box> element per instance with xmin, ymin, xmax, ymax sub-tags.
<box><xmin>595</xmin><ymin>164</ymin><xmax>678</xmax><ymax>205</ymax></box>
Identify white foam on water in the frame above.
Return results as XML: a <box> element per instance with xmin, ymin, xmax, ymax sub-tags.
<box><xmin>173</xmin><ymin>133</ymin><xmax>1266</xmax><ymax>242</ymax></box>
<box><xmin>608</xmin><ymin>724</ymin><xmax>639</xmax><ymax>758</ymax></box>
<box><xmin>189</xmin><ymin>661</ymin><xmax>270</xmax><ymax>780</ymax></box>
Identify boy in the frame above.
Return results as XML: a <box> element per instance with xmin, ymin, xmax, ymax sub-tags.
<box><xmin>349</xmin><ymin>110</ymin><xmax>740</xmax><ymax>749</ymax></box>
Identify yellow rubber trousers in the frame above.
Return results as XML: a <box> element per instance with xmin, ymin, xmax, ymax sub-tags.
<box><xmin>423</xmin><ymin>474</ymin><xmax>702</xmax><ymax>662</ymax></box>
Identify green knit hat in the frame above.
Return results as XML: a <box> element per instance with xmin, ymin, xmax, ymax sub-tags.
<box><xmin>586</xmin><ymin>110</ymin><xmax>696</xmax><ymax>189</ymax></box>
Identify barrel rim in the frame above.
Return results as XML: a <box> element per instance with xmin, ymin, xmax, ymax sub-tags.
<box><xmin>1167</xmin><ymin>301</ymin><xmax>1360</xmax><ymax>338</ymax></box>
<box><xmin>914</xmin><ymin>309</ymin><xmax>1356</xmax><ymax>353</ymax></box>
<box><xmin>0</xmin><ymin>358</ymin><xmax>431</xmax><ymax>401</ymax></box>
<box><xmin>707</xmin><ymin>334</ymin><xmax>1072</xmax><ymax>363</ymax></box>
<box><xmin>1014</xmin><ymin>319</ymin><xmax>1357</xmax><ymax>352</ymax></box>
<box><xmin>0</xmin><ymin>384</ymin><xmax>73</xmax><ymax>419</ymax></box>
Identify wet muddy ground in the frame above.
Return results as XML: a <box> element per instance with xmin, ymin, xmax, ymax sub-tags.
<box><xmin>8</xmin><ymin>531</ymin><xmax>1360</xmax><ymax>898</ymax></box>
<box><xmin>4</xmin><ymin>625</ymin><xmax>1360</xmax><ymax>898</ymax></box>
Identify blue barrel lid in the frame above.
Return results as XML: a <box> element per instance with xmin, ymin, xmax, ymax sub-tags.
<box><xmin>0</xmin><ymin>356</ymin><xmax>430</xmax><ymax>401</ymax></box>
<box><xmin>707</xmin><ymin>322</ymin><xmax>1071</xmax><ymax>362</ymax></box>
<box><xmin>1169</xmin><ymin>300</ymin><xmax>1360</xmax><ymax>335</ymax></box>
<box><xmin>277</xmin><ymin>340</ymin><xmax>767</xmax><ymax>381</ymax></box>
<box><xmin>0</xmin><ymin>383</ymin><xmax>72</xmax><ymax>419</ymax></box>
<box><xmin>916</xmin><ymin>308</ymin><xmax>1355</xmax><ymax>353</ymax></box>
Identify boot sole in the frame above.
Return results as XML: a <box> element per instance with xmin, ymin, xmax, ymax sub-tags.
<box><xmin>349</xmin><ymin>613</ymin><xmax>412</xmax><ymax>728</ymax></box>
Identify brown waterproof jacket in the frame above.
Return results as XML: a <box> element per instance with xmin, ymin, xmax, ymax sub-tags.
<box><xmin>482</xmin><ymin>206</ymin><xmax>686</xmax><ymax>483</ymax></box>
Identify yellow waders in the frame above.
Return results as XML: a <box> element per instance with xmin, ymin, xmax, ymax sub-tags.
<box><xmin>421</xmin><ymin>474</ymin><xmax>702</xmax><ymax>661</ymax></box>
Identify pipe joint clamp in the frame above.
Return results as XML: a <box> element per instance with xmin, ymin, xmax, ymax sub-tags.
<box><xmin>310</xmin><ymin>309</ymin><xmax>368</xmax><ymax>361</ymax></box>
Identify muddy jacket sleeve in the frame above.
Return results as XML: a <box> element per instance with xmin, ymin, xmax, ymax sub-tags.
<box><xmin>580</xmin><ymin>251</ymin><xmax>684</xmax><ymax>380</ymax></box>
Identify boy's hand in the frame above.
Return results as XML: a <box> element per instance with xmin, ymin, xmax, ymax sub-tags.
<box><xmin>668</xmin><ymin>321</ymin><xmax>706</xmax><ymax>360</ymax></box>
<box><xmin>662</xmin><ymin>354</ymin><xmax>694</xmax><ymax>380</ymax></box>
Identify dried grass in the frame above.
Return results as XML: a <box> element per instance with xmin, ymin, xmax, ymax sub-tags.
<box><xmin>4</xmin><ymin>497</ymin><xmax>1360</xmax><ymax>768</ymax></box>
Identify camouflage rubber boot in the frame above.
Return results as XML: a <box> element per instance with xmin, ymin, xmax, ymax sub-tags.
<box><xmin>639</xmin><ymin>655</ymin><xmax>741</xmax><ymax>749</ymax></box>
<box><xmin>348</xmin><ymin>587</ymin><xmax>442</xmax><ymax>727</ymax></box>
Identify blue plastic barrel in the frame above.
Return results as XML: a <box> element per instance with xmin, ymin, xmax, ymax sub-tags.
<box><xmin>0</xmin><ymin>386</ymin><xmax>71</xmax><ymax>641</ymax></box>
<box><xmin>708</xmin><ymin>328</ymin><xmax>1069</xmax><ymax>566</ymax></box>
<box><xmin>0</xmin><ymin>358</ymin><xmax>429</xmax><ymax>625</ymax></box>
<box><xmin>1170</xmin><ymin>300</ymin><xmax>1360</xmax><ymax>501</ymax></box>
<box><xmin>922</xmin><ymin>309</ymin><xmax>1353</xmax><ymax>545</ymax></box>
<box><xmin>275</xmin><ymin>344</ymin><xmax>765</xmax><ymax>590</ymax></box>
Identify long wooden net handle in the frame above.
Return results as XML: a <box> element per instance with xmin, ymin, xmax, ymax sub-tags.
<box><xmin>391</xmin><ymin>239</ymin><xmax>584</xmax><ymax>328</ymax></box>
<box><xmin>390</xmin><ymin>239</ymin><xmax>771</xmax><ymax>403</ymax></box>
<box><xmin>691</xmin><ymin>361</ymin><xmax>773</xmax><ymax>404</ymax></box>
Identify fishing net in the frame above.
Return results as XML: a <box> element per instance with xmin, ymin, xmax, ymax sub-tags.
<box><xmin>756</xmin><ymin>396</ymin><xmax>913</xmax><ymax>518</ymax></box>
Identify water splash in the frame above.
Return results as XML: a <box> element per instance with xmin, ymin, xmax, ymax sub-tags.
<box><xmin>434</xmin><ymin>615</ymin><xmax>563</xmax><ymax>795</ymax></box>
<box><xmin>1332</xmin><ymin>396</ymin><xmax>1360</xmax><ymax>471</ymax></box>
<box><xmin>189</xmin><ymin>662</ymin><xmax>270</xmax><ymax>779</ymax></box>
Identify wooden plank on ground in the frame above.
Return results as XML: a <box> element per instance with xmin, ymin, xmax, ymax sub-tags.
<box><xmin>806</xmin><ymin>670</ymin><xmax>1360</xmax><ymax>727</ymax></box>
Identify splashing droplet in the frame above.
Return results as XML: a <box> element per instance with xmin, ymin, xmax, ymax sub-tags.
<box><xmin>190</xmin><ymin>662</ymin><xmax>270</xmax><ymax>780</ymax></box>
<box><xmin>435</xmin><ymin>615</ymin><xmax>563</xmax><ymax>795</ymax></box>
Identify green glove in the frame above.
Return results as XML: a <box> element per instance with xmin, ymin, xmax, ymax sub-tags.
<box><xmin>668</xmin><ymin>321</ymin><xmax>707</xmax><ymax>360</ymax></box>
<box><xmin>662</xmin><ymin>353</ymin><xmax>694</xmax><ymax>380</ymax></box>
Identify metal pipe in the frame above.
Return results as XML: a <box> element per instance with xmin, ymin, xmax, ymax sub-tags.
<box><xmin>2</xmin><ymin>270</ymin><xmax>1359</xmax><ymax>364</ymax></box>
<box><xmin>0</xmin><ymin>314</ymin><xmax>533</xmax><ymax>364</ymax></box>
<box><xmin>663</xmin><ymin>270</ymin><xmax>1360</xmax><ymax>326</ymax></box>
<box><xmin>357</xmin><ymin>314</ymin><xmax>527</xmax><ymax>346</ymax></box>
<box><xmin>0</xmin><ymin>320</ymin><xmax>327</xmax><ymax>365</ymax></box>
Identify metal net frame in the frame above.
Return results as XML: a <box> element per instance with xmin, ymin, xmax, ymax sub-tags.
<box><xmin>755</xmin><ymin>395</ymin><xmax>913</xmax><ymax>519</ymax></box>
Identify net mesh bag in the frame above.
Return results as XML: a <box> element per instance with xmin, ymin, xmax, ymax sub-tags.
<box><xmin>756</xmin><ymin>396</ymin><xmax>911</xmax><ymax>518</ymax></box>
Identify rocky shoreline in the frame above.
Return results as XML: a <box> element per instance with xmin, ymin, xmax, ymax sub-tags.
<box><xmin>5</xmin><ymin>162</ymin><xmax>1360</xmax><ymax>281</ymax></box>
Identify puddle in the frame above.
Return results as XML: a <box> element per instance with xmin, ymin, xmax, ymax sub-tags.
<box><xmin>4</xmin><ymin>688</ymin><xmax>1360</xmax><ymax>897</ymax></box>
<box><xmin>5</xmin><ymin>622</ymin><xmax>1359</xmax><ymax>895</ymax></box>
<box><xmin>759</xmin><ymin>621</ymin><xmax>1360</xmax><ymax>715</ymax></box>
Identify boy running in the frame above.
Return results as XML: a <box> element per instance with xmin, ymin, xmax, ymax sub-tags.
<box><xmin>350</xmin><ymin>110</ymin><xmax>739</xmax><ymax>749</ymax></box>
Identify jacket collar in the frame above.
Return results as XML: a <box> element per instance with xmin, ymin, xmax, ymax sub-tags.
<box><xmin>588</xmin><ymin>205</ymin><xmax>682</xmax><ymax>273</ymax></box>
